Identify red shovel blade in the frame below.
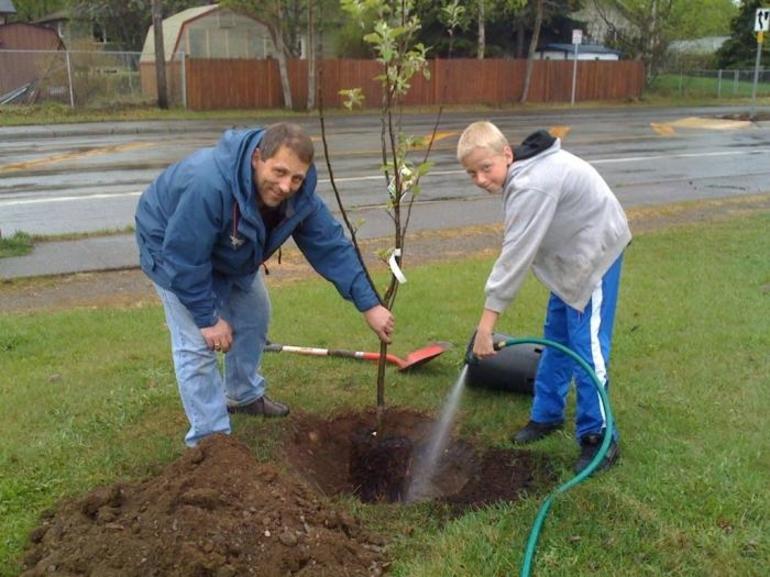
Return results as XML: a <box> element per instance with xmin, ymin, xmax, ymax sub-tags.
<box><xmin>395</xmin><ymin>341</ymin><xmax>452</xmax><ymax>371</ymax></box>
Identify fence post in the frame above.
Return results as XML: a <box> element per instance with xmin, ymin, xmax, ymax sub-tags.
<box><xmin>717</xmin><ymin>69</ymin><xmax>722</xmax><ymax>98</ymax></box>
<box><xmin>65</xmin><ymin>50</ymin><xmax>75</xmax><ymax>108</ymax></box>
<box><xmin>733</xmin><ymin>69</ymin><xmax>739</xmax><ymax>95</ymax></box>
<box><xmin>180</xmin><ymin>51</ymin><xmax>187</xmax><ymax>110</ymax></box>
<box><xmin>679</xmin><ymin>70</ymin><xmax>684</xmax><ymax>96</ymax></box>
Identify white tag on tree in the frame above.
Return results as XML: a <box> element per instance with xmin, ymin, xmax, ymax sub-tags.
<box><xmin>388</xmin><ymin>248</ymin><xmax>407</xmax><ymax>284</ymax></box>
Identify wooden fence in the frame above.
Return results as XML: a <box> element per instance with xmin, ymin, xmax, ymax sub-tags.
<box><xmin>141</xmin><ymin>57</ymin><xmax>645</xmax><ymax>111</ymax></box>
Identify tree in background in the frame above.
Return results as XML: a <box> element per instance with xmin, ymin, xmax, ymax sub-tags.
<box><xmin>67</xmin><ymin>0</ymin><xmax>207</xmax><ymax>51</ymax></box>
<box><xmin>10</xmin><ymin>0</ymin><xmax>67</xmax><ymax>21</ymax></box>
<box><xmin>589</xmin><ymin>0</ymin><xmax>737</xmax><ymax>81</ymax></box>
<box><xmin>716</xmin><ymin>0</ymin><xmax>768</xmax><ymax>69</ymax></box>
<box><xmin>223</xmin><ymin>0</ymin><xmax>295</xmax><ymax>109</ymax></box>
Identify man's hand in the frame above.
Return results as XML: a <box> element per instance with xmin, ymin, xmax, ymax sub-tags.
<box><xmin>201</xmin><ymin>318</ymin><xmax>233</xmax><ymax>353</ymax></box>
<box><xmin>363</xmin><ymin>305</ymin><xmax>394</xmax><ymax>343</ymax></box>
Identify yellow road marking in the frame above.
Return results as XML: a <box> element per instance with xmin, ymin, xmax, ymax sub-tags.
<box><xmin>0</xmin><ymin>142</ymin><xmax>156</xmax><ymax>174</ymax></box>
<box><xmin>548</xmin><ymin>126</ymin><xmax>571</xmax><ymax>140</ymax></box>
<box><xmin>669</xmin><ymin>117</ymin><xmax>751</xmax><ymax>130</ymax></box>
<box><xmin>651</xmin><ymin>117</ymin><xmax>752</xmax><ymax>137</ymax></box>
<box><xmin>410</xmin><ymin>130</ymin><xmax>458</xmax><ymax>150</ymax></box>
<box><xmin>650</xmin><ymin>122</ymin><xmax>676</xmax><ymax>136</ymax></box>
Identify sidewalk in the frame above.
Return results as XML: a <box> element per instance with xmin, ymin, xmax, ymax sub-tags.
<box><xmin>1</xmin><ymin>234</ymin><xmax>139</xmax><ymax>280</ymax></box>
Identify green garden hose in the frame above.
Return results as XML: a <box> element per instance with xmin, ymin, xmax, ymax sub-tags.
<box><xmin>493</xmin><ymin>337</ymin><xmax>615</xmax><ymax>577</ymax></box>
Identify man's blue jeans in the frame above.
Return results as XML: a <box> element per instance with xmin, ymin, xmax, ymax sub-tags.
<box><xmin>155</xmin><ymin>274</ymin><xmax>271</xmax><ymax>446</ymax></box>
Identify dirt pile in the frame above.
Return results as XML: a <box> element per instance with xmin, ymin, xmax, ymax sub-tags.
<box><xmin>20</xmin><ymin>435</ymin><xmax>386</xmax><ymax>577</ymax></box>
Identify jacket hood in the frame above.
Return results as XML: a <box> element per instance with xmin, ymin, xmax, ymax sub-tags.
<box><xmin>212</xmin><ymin>128</ymin><xmax>264</xmax><ymax>225</ymax></box>
<box><xmin>513</xmin><ymin>129</ymin><xmax>557</xmax><ymax>162</ymax></box>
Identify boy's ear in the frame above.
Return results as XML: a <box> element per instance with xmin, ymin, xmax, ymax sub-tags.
<box><xmin>504</xmin><ymin>145</ymin><xmax>514</xmax><ymax>165</ymax></box>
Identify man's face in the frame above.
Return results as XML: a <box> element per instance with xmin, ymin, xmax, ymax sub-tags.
<box><xmin>252</xmin><ymin>145</ymin><xmax>310</xmax><ymax>208</ymax></box>
<box><xmin>461</xmin><ymin>145</ymin><xmax>513</xmax><ymax>194</ymax></box>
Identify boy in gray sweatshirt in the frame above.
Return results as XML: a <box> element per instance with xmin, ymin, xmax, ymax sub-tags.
<box><xmin>458</xmin><ymin>121</ymin><xmax>631</xmax><ymax>473</ymax></box>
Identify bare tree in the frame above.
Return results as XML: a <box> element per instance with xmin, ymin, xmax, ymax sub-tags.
<box><xmin>477</xmin><ymin>0</ymin><xmax>486</xmax><ymax>59</ymax></box>
<box><xmin>520</xmin><ymin>0</ymin><xmax>543</xmax><ymax>104</ymax></box>
<box><xmin>151</xmin><ymin>0</ymin><xmax>168</xmax><ymax>109</ymax></box>
<box><xmin>224</xmin><ymin>0</ymin><xmax>294</xmax><ymax>109</ymax></box>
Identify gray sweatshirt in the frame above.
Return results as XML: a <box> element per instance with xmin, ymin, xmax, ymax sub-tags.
<box><xmin>485</xmin><ymin>136</ymin><xmax>632</xmax><ymax>313</ymax></box>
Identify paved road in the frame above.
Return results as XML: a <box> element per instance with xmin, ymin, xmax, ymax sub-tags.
<box><xmin>2</xmin><ymin>105</ymin><xmax>770</xmax><ymax>239</ymax></box>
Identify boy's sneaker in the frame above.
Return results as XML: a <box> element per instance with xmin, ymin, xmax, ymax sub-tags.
<box><xmin>574</xmin><ymin>433</ymin><xmax>619</xmax><ymax>474</ymax></box>
<box><xmin>511</xmin><ymin>420</ymin><xmax>564</xmax><ymax>445</ymax></box>
<box><xmin>227</xmin><ymin>395</ymin><xmax>289</xmax><ymax>417</ymax></box>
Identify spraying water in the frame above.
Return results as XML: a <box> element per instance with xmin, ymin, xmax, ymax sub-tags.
<box><xmin>406</xmin><ymin>365</ymin><xmax>469</xmax><ymax>502</ymax></box>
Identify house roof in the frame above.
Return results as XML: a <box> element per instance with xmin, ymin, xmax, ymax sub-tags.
<box><xmin>33</xmin><ymin>9</ymin><xmax>69</xmax><ymax>24</ymax></box>
<box><xmin>142</xmin><ymin>4</ymin><xmax>219</xmax><ymax>62</ymax></box>
<box><xmin>0</xmin><ymin>0</ymin><xmax>16</xmax><ymax>15</ymax></box>
<box><xmin>668</xmin><ymin>36</ymin><xmax>729</xmax><ymax>55</ymax></box>
<box><xmin>541</xmin><ymin>43</ymin><xmax>622</xmax><ymax>56</ymax></box>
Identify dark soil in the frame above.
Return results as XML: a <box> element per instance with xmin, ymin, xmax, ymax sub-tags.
<box><xmin>717</xmin><ymin>111</ymin><xmax>770</xmax><ymax>122</ymax></box>
<box><xmin>284</xmin><ymin>408</ymin><xmax>550</xmax><ymax>509</ymax></box>
<box><xmin>20</xmin><ymin>435</ymin><xmax>388</xmax><ymax>577</ymax></box>
<box><xmin>20</xmin><ymin>409</ymin><xmax>553</xmax><ymax>577</ymax></box>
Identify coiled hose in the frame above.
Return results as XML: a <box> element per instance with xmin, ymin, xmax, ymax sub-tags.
<box><xmin>492</xmin><ymin>337</ymin><xmax>615</xmax><ymax>577</ymax></box>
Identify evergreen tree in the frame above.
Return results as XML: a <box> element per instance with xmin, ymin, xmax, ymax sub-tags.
<box><xmin>716</xmin><ymin>0</ymin><xmax>769</xmax><ymax>69</ymax></box>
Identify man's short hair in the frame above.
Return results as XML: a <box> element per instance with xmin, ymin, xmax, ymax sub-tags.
<box><xmin>259</xmin><ymin>122</ymin><xmax>314</xmax><ymax>165</ymax></box>
<box><xmin>456</xmin><ymin>121</ymin><xmax>509</xmax><ymax>161</ymax></box>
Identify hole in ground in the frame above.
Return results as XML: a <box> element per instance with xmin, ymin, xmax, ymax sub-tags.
<box><xmin>284</xmin><ymin>407</ymin><xmax>556</xmax><ymax>509</ymax></box>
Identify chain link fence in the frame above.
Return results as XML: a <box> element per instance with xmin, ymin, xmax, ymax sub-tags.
<box><xmin>0</xmin><ymin>49</ymin><xmax>183</xmax><ymax>108</ymax></box>
<box><xmin>651</xmin><ymin>68</ymin><xmax>770</xmax><ymax>99</ymax></box>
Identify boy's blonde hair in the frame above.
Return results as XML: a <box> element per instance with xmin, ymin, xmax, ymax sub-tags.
<box><xmin>456</xmin><ymin>121</ymin><xmax>509</xmax><ymax>162</ymax></box>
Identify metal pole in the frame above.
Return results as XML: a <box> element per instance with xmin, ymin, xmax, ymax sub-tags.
<box><xmin>734</xmin><ymin>69</ymin><xmax>739</xmax><ymax>95</ymax></box>
<box><xmin>751</xmin><ymin>33</ymin><xmax>763</xmax><ymax>118</ymax></box>
<box><xmin>570</xmin><ymin>44</ymin><xmax>578</xmax><ymax>106</ymax></box>
<box><xmin>180</xmin><ymin>51</ymin><xmax>187</xmax><ymax>110</ymax></box>
<box><xmin>717</xmin><ymin>69</ymin><xmax>722</xmax><ymax>98</ymax></box>
<box><xmin>65</xmin><ymin>50</ymin><xmax>75</xmax><ymax>108</ymax></box>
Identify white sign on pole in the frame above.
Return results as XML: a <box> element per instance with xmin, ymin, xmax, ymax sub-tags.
<box><xmin>572</xmin><ymin>29</ymin><xmax>583</xmax><ymax>45</ymax></box>
<box><xmin>756</xmin><ymin>8</ymin><xmax>770</xmax><ymax>32</ymax></box>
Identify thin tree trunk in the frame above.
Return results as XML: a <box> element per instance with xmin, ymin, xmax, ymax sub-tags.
<box><xmin>307</xmin><ymin>0</ymin><xmax>316</xmax><ymax>110</ymax></box>
<box><xmin>151</xmin><ymin>0</ymin><xmax>167</xmax><ymax>109</ymax></box>
<box><xmin>520</xmin><ymin>0</ymin><xmax>543</xmax><ymax>104</ymax></box>
<box><xmin>270</xmin><ymin>24</ymin><xmax>293</xmax><ymax>110</ymax></box>
<box><xmin>515</xmin><ymin>18</ymin><xmax>525</xmax><ymax>58</ymax></box>
<box><xmin>477</xmin><ymin>0</ymin><xmax>485</xmax><ymax>59</ymax></box>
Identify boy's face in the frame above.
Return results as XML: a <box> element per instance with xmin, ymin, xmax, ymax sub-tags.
<box><xmin>461</xmin><ymin>146</ymin><xmax>513</xmax><ymax>194</ymax></box>
<box><xmin>252</xmin><ymin>145</ymin><xmax>310</xmax><ymax>208</ymax></box>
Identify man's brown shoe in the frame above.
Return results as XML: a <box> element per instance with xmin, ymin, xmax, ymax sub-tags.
<box><xmin>227</xmin><ymin>395</ymin><xmax>289</xmax><ymax>417</ymax></box>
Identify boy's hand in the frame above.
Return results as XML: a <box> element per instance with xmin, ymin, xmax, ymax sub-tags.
<box><xmin>364</xmin><ymin>305</ymin><xmax>394</xmax><ymax>344</ymax></box>
<box><xmin>472</xmin><ymin>328</ymin><xmax>496</xmax><ymax>359</ymax></box>
<box><xmin>472</xmin><ymin>308</ymin><xmax>500</xmax><ymax>359</ymax></box>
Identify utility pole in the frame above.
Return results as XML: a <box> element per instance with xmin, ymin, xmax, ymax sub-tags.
<box><xmin>152</xmin><ymin>0</ymin><xmax>168</xmax><ymax>109</ymax></box>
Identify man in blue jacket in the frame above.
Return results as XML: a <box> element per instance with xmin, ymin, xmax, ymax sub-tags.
<box><xmin>136</xmin><ymin>123</ymin><xmax>394</xmax><ymax>447</ymax></box>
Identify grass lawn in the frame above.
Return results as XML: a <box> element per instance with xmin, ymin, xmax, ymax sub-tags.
<box><xmin>0</xmin><ymin>232</ymin><xmax>33</xmax><ymax>259</ymax></box>
<box><xmin>650</xmin><ymin>73</ymin><xmax>770</xmax><ymax>99</ymax></box>
<box><xmin>1</xmin><ymin>213</ymin><xmax>769</xmax><ymax>576</ymax></box>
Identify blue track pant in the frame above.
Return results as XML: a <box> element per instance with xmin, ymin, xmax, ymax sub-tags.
<box><xmin>530</xmin><ymin>254</ymin><xmax>623</xmax><ymax>442</ymax></box>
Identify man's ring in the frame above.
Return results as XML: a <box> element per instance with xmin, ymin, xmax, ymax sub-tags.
<box><xmin>214</xmin><ymin>344</ymin><xmax>222</xmax><ymax>350</ymax></box>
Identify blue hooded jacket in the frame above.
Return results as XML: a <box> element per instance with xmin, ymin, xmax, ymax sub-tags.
<box><xmin>135</xmin><ymin>128</ymin><xmax>380</xmax><ymax>328</ymax></box>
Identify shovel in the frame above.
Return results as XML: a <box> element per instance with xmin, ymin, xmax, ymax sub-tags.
<box><xmin>264</xmin><ymin>340</ymin><xmax>451</xmax><ymax>372</ymax></box>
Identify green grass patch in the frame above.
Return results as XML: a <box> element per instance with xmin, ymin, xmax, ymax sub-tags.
<box><xmin>0</xmin><ymin>232</ymin><xmax>33</xmax><ymax>258</ymax></box>
<box><xmin>1</xmin><ymin>213</ymin><xmax>769</xmax><ymax>576</ymax></box>
<box><xmin>649</xmin><ymin>73</ymin><xmax>770</xmax><ymax>99</ymax></box>
<box><xmin>4</xmin><ymin>95</ymin><xmax>770</xmax><ymax>127</ymax></box>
